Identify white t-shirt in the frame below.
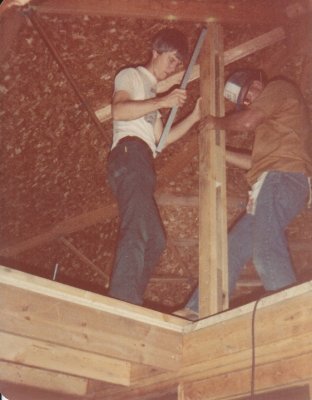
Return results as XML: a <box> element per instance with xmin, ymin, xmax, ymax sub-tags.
<box><xmin>112</xmin><ymin>66</ymin><xmax>160</xmax><ymax>156</ymax></box>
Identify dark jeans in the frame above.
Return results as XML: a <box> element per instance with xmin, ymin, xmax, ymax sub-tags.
<box><xmin>107</xmin><ymin>139</ymin><xmax>166</xmax><ymax>305</ymax></box>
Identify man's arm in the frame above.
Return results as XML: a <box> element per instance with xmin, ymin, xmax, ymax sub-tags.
<box><xmin>226</xmin><ymin>149</ymin><xmax>252</xmax><ymax>170</ymax></box>
<box><xmin>154</xmin><ymin>98</ymin><xmax>201</xmax><ymax>146</ymax></box>
<box><xmin>112</xmin><ymin>88</ymin><xmax>187</xmax><ymax>121</ymax></box>
<box><xmin>200</xmin><ymin>107</ymin><xmax>266</xmax><ymax>132</ymax></box>
<box><xmin>198</xmin><ymin>106</ymin><xmax>264</xmax><ymax>170</ymax></box>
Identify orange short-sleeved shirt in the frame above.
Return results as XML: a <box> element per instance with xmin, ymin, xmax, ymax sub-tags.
<box><xmin>246</xmin><ymin>79</ymin><xmax>312</xmax><ymax>185</ymax></box>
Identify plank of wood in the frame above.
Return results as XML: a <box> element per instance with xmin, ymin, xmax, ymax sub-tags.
<box><xmin>1</xmin><ymin>284</ymin><xmax>183</xmax><ymax>371</ymax></box>
<box><xmin>0</xmin><ymin>361</ymin><xmax>88</xmax><ymax>396</ymax></box>
<box><xmin>130</xmin><ymin>364</ymin><xmax>166</xmax><ymax>383</ymax></box>
<box><xmin>91</xmin><ymin>332</ymin><xmax>312</xmax><ymax>399</ymax></box>
<box><xmin>0</xmin><ymin>266</ymin><xmax>186</xmax><ymax>371</ymax></box>
<box><xmin>0</xmin><ymin>265</ymin><xmax>187</xmax><ymax>329</ymax></box>
<box><xmin>58</xmin><ymin>236</ymin><xmax>110</xmax><ymax>283</ymax></box>
<box><xmin>34</xmin><ymin>0</ymin><xmax>290</xmax><ymax>25</ymax></box>
<box><xmin>96</xmin><ymin>331</ymin><xmax>312</xmax><ymax>400</ymax></box>
<box><xmin>91</xmin><ymin>283</ymin><xmax>312</xmax><ymax>399</ymax></box>
<box><xmin>198</xmin><ymin>23</ymin><xmax>228</xmax><ymax>317</ymax></box>
<box><xmin>0</xmin><ymin>188</ymin><xmax>245</xmax><ymax>257</ymax></box>
<box><xmin>8</xmin><ymin>276</ymin><xmax>308</xmax><ymax>400</ymax></box>
<box><xmin>182</xmin><ymin>352</ymin><xmax>312</xmax><ymax>400</ymax></box>
<box><xmin>0</xmin><ymin>331</ymin><xmax>131</xmax><ymax>386</ymax></box>
<box><xmin>0</xmin><ymin>202</ymin><xmax>118</xmax><ymax>257</ymax></box>
<box><xmin>95</xmin><ymin>27</ymin><xmax>286</xmax><ymax>123</ymax></box>
<box><xmin>183</xmin><ymin>289</ymin><xmax>312</xmax><ymax>366</ymax></box>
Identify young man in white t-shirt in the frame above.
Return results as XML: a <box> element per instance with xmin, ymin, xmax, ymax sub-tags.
<box><xmin>107</xmin><ymin>28</ymin><xmax>201</xmax><ymax>305</ymax></box>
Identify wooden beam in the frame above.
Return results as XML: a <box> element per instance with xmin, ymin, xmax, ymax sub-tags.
<box><xmin>0</xmin><ymin>276</ymin><xmax>312</xmax><ymax>400</ymax></box>
<box><xmin>0</xmin><ymin>331</ymin><xmax>131</xmax><ymax>386</ymax></box>
<box><xmin>130</xmin><ymin>364</ymin><xmax>166</xmax><ymax>384</ymax></box>
<box><xmin>0</xmin><ymin>361</ymin><xmax>88</xmax><ymax>396</ymax></box>
<box><xmin>182</xmin><ymin>285</ymin><xmax>312</xmax><ymax>366</ymax></box>
<box><xmin>34</xmin><ymin>0</ymin><xmax>290</xmax><ymax>25</ymax></box>
<box><xmin>95</xmin><ymin>27</ymin><xmax>286</xmax><ymax>123</ymax></box>
<box><xmin>58</xmin><ymin>236</ymin><xmax>110</xmax><ymax>284</ymax></box>
<box><xmin>0</xmin><ymin>190</ymin><xmax>245</xmax><ymax>257</ymax></box>
<box><xmin>91</xmin><ymin>282</ymin><xmax>312</xmax><ymax>400</ymax></box>
<box><xmin>0</xmin><ymin>266</ymin><xmax>186</xmax><ymax>372</ymax></box>
<box><xmin>0</xmin><ymin>202</ymin><xmax>118</xmax><ymax>257</ymax></box>
<box><xmin>182</xmin><ymin>352</ymin><xmax>312</xmax><ymax>399</ymax></box>
<box><xmin>26</xmin><ymin>9</ymin><xmax>108</xmax><ymax>142</ymax></box>
<box><xmin>198</xmin><ymin>23</ymin><xmax>228</xmax><ymax>317</ymax></box>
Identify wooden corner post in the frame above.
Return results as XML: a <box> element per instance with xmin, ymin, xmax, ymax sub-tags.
<box><xmin>198</xmin><ymin>23</ymin><xmax>228</xmax><ymax>318</ymax></box>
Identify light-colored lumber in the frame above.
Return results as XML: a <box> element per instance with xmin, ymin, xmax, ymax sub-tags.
<box><xmin>182</xmin><ymin>352</ymin><xmax>312</xmax><ymax>400</ymax></box>
<box><xmin>0</xmin><ymin>266</ymin><xmax>186</xmax><ymax>331</ymax></box>
<box><xmin>198</xmin><ymin>22</ymin><xmax>228</xmax><ymax>317</ymax></box>
<box><xmin>0</xmin><ymin>266</ymin><xmax>186</xmax><ymax>372</ymax></box>
<box><xmin>183</xmin><ymin>283</ymin><xmax>312</xmax><ymax>366</ymax></box>
<box><xmin>91</xmin><ymin>282</ymin><xmax>312</xmax><ymax>399</ymax></box>
<box><xmin>130</xmin><ymin>365</ymin><xmax>166</xmax><ymax>383</ymax></box>
<box><xmin>0</xmin><ymin>331</ymin><xmax>131</xmax><ymax>386</ymax></box>
<box><xmin>0</xmin><ymin>361</ymin><xmax>88</xmax><ymax>396</ymax></box>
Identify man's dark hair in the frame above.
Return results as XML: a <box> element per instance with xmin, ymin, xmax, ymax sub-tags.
<box><xmin>152</xmin><ymin>28</ymin><xmax>188</xmax><ymax>63</ymax></box>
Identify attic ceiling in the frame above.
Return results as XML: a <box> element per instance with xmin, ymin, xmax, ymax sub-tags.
<box><xmin>1</xmin><ymin>0</ymin><xmax>312</xmax><ymax>311</ymax></box>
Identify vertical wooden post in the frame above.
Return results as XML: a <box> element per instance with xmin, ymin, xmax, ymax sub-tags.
<box><xmin>178</xmin><ymin>382</ymin><xmax>185</xmax><ymax>400</ymax></box>
<box><xmin>198</xmin><ymin>23</ymin><xmax>228</xmax><ymax>318</ymax></box>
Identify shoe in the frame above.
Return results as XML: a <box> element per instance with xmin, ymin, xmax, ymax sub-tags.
<box><xmin>173</xmin><ymin>308</ymin><xmax>199</xmax><ymax>321</ymax></box>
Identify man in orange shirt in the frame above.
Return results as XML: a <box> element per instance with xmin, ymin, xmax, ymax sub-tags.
<box><xmin>181</xmin><ymin>69</ymin><xmax>312</xmax><ymax>318</ymax></box>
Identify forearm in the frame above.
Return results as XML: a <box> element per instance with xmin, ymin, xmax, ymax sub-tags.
<box><xmin>164</xmin><ymin>110</ymin><xmax>199</xmax><ymax>146</ymax></box>
<box><xmin>203</xmin><ymin>109</ymin><xmax>263</xmax><ymax>132</ymax></box>
<box><xmin>226</xmin><ymin>149</ymin><xmax>251</xmax><ymax>170</ymax></box>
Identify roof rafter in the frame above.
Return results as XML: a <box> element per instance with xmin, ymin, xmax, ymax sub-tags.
<box><xmin>34</xmin><ymin>0</ymin><xmax>294</xmax><ymax>25</ymax></box>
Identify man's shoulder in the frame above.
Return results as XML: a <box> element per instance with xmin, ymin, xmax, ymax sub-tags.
<box><xmin>251</xmin><ymin>78</ymin><xmax>301</xmax><ymax>116</ymax></box>
<box><xmin>114</xmin><ymin>67</ymin><xmax>143</xmax><ymax>90</ymax></box>
<box><xmin>265</xmin><ymin>78</ymin><xmax>299</xmax><ymax>96</ymax></box>
<box><xmin>115</xmin><ymin>66</ymin><xmax>140</xmax><ymax>79</ymax></box>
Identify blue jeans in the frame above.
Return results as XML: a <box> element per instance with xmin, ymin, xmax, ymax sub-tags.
<box><xmin>107</xmin><ymin>139</ymin><xmax>166</xmax><ymax>305</ymax></box>
<box><xmin>186</xmin><ymin>171</ymin><xmax>309</xmax><ymax>312</ymax></box>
